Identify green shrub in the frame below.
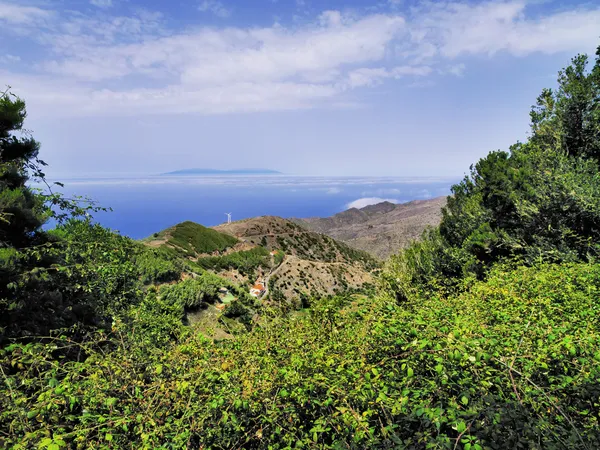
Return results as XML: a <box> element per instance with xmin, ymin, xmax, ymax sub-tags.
<box><xmin>156</xmin><ymin>221</ymin><xmax>238</xmax><ymax>257</ymax></box>
<box><xmin>2</xmin><ymin>263</ymin><xmax>599</xmax><ymax>448</ymax></box>
<box><xmin>197</xmin><ymin>246</ymin><xmax>270</xmax><ymax>277</ymax></box>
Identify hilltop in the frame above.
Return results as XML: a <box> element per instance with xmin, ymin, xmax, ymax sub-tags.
<box><xmin>213</xmin><ymin>216</ymin><xmax>378</xmax><ymax>303</ymax></box>
<box><xmin>294</xmin><ymin>196</ymin><xmax>446</xmax><ymax>259</ymax></box>
<box><xmin>213</xmin><ymin>215</ymin><xmax>377</xmax><ymax>269</ymax></box>
<box><xmin>143</xmin><ymin>221</ymin><xmax>239</xmax><ymax>257</ymax></box>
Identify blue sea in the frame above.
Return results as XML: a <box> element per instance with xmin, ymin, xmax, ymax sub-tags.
<box><xmin>55</xmin><ymin>176</ymin><xmax>457</xmax><ymax>239</ymax></box>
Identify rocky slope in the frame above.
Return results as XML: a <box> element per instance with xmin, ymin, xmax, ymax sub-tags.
<box><xmin>266</xmin><ymin>255</ymin><xmax>373</xmax><ymax>306</ymax></box>
<box><xmin>294</xmin><ymin>197</ymin><xmax>447</xmax><ymax>260</ymax></box>
<box><xmin>213</xmin><ymin>216</ymin><xmax>377</xmax><ymax>269</ymax></box>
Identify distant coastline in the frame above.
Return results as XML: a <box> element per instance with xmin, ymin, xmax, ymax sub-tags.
<box><xmin>161</xmin><ymin>168</ymin><xmax>282</xmax><ymax>176</ymax></box>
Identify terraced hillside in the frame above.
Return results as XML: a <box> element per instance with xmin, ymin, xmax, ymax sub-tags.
<box><xmin>142</xmin><ymin>218</ymin><xmax>378</xmax><ymax>308</ymax></box>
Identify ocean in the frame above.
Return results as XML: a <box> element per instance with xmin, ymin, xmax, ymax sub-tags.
<box><xmin>54</xmin><ymin>176</ymin><xmax>457</xmax><ymax>239</ymax></box>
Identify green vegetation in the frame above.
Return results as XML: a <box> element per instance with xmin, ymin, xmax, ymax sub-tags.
<box><xmin>2</xmin><ymin>264</ymin><xmax>598</xmax><ymax>448</ymax></box>
<box><xmin>150</xmin><ymin>221</ymin><xmax>238</xmax><ymax>257</ymax></box>
<box><xmin>134</xmin><ymin>246</ymin><xmax>185</xmax><ymax>284</ymax></box>
<box><xmin>242</xmin><ymin>217</ymin><xmax>378</xmax><ymax>269</ymax></box>
<box><xmin>197</xmin><ymin>246</ymin><xmax>271</xmax><ymax>277</ymax></box>
<box><xmin>2</xmin><ymin>47</ymin><xmax>600</xmax><ymax>448</ymax></box>
<box><xmin>384</xmin><ymin>49</ymin><xmax>600</xmax><ymax>301</ymax></box>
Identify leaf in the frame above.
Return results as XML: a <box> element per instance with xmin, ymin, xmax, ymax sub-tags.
<box><xmin>407</xmin><ymin>367</ymin><xmax>414</xmax><ymax>378</ymax></box>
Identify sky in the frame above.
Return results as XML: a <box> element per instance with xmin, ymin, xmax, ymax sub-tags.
<box><xmin>1</xmin><ymin>0</ymin><xmax>599</xmax><ymax>178</ymax></box>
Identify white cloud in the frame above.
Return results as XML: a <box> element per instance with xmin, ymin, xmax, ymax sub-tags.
<box><xmin>0</xmin><ymin>53</ymin><xmax>20</xmax><ymax>64</ymax></box>
<box><xmin>344</xmin><ymin>65</ymin><xmax>431</xmax><ymax>88</ymax></box>
<box><xmin>0</xmin><ymin>2</ymin><xmax>53</xmax><ymax>25</ymax></box>
<box><xmin>90</xmin><ymin>0</ymin><xmax>113</xmax><ymax>8</ymax></box>
<box><xmin>346</xmin><ymin>197</ymin><xmax>397</xmax><ymax>209</ymax></box>
<box><xmin>410</xmin><ymin>1</ymin><xmax>600</xmax><ymax>58</ymax></box>
<box><xmin>447</xmin><ymin>63</ymin><xmax>465</xmax><ymax>77</ymax></box>
<box><xmin>362</xmin><ymin>188</ymin><xmax>402</xmax><ymax>196</ymax></box>
<box><xmin>1</xmin><ymin>1</ymin><xmax>600</xmax><ymax>117</ymax></box>
<box><xmin>198</xmin><ymin>0</ymin><xmax>231</xmax><ymax>18</ymax></box>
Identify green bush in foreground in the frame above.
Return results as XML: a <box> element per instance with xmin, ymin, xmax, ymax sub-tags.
<box><xmin>1</xmin><ymin>263</ymin><xmax>598</xmax><ymax>448</ymax></box>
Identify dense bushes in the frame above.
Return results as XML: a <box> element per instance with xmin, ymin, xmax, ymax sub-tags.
<box><xmin>197</xmin><ymin>246</ymin><xmax>271</xmax><ymax>276</ymax></box>
<box><xmin>159</xmin><ymin>274</ymin><xmax>222</xmax><ymax>309</ymax></box>
<box><xmin>134</xmin><ymin>247</ymin><xmax>185</xmax><ymax>284</ymax></box>
<box><xmin>1</xmin><ymin>263</ymin><xmax>598</xmax><ymax>448</ymax></box>
<box><xmin>158</xmin><ymin>221</ymin><xmax>238</xmax><ymax>257</ymax></box>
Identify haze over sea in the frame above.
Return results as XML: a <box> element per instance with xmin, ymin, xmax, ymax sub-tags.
<box><xmin>56</xmin><ymin>176</ymin><xmax>456</xmax><ymax>239</ymax></box>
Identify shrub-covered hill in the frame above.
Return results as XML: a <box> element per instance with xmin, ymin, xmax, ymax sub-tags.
<box><xmin>142</xmin><ymin>217</ymin><xmax>378</xmax><ymax>301</ymax></box>
<box><xmin>144</xmin><ymin>221</ymin><xmax>238</xmax><ymax>257</ymax></box>
<box><xmin>2</xmin><ymin>263</ymin><xmax>598</xmax><ymax>448</ymax></box>
<box><xmin>214</xmin><ymin>215</ymin><xmax>378</xmax><ymax>270</ymax></box>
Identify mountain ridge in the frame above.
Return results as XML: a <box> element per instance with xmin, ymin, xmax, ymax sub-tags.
<box><xmin>294</xmin><ymin>196</ymin><xmax>447</xmax><ymax>259</ymax></box>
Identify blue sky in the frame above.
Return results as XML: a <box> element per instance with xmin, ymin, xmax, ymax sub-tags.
<box><xmin>1</xmin><ymin>0</ymin><xmax>599</xmax><ymax>177</ymax></box>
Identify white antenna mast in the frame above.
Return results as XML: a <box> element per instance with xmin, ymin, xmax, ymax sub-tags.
<box><xmin>225</xmin><ymin>213</ymin><xmax>232</xmax><ymax>224</ymax></box>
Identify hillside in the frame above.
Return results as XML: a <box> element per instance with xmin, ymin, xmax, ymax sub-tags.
<box><xmin>214</xmin><ymin>215</ymin><xmax>378</xmax><ymax>269</ymax></box>
<box><xmin>267</xmin><ymin>255</ymin><xmax>374</xmax><ymax>304</ymax></box>
<box><xmin>141</xmin><ymin>218</ymin><xmax>378</xmax><ymax>308</ymax></box>
<box><xmin>294</xmin><ymin>196</ymin><xmax>446</xmax><ymax>259</ymax></box>
<box><xmin>144</xmin><ymin>221</ymin><xmax>239</xmax><ymax>257</ymax></box>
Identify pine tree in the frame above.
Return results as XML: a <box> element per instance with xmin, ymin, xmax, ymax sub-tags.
<box><xmin>0</xmin><ymin>89</ymin><xmax>46</xmax><ymax>249</ymax></box>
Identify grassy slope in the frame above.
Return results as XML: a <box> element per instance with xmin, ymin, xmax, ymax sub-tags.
<box><xmin>146</xmin><ymin>221</ymin><xmax>238</xmax><ymax>257</ymax></box>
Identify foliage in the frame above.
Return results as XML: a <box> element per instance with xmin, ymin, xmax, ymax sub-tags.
<box><xmin>388</xmin><ymin>47</ymin><xmax>600</xmax><ymax>297</ymax></box>
<box><xmin>1</xmin><ymin>263</ymin><xmax>599</xmax><ymax>448</ymax></box>
<box><xmin>152</xmin><ymin>221</ymin><xmax>238</xmax><ymax>257</ymax></box>
<box><xmin>159</xmin><ymin>274</ymin><xmax>222</xmax><ymax>310</ymax></box>
<box><xmin>0</xmin><ymin>91</ymin><xmax>105</xmax><ymax>341</ymax></box>
<box><xmin>134</xmin><ymin>246</ymin><xmax>185</xmax><ymax>284</ymax></box>
<box><xmin>196</xmin><ymin>246</ymin><xmax>271</xmax><ymax>277</ymax></box>
<box><xmin>530</xmin><ymin>50</ymin><xmax>600</xmax><ymax>161</ymax></box>
<box><xmin>273</xmin><ymin>249</ymin><xmax>285</xmax><ymax>266</ymax></box>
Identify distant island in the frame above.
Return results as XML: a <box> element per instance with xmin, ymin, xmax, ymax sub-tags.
<box><xmin>161</xmin><ymin>168</ymin><xmax>282</xmax><ymax>176</ymax></box>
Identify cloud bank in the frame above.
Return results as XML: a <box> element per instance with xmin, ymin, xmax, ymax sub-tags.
<box><xmin>1</xmin><ymin>1</ymin><xmax>599</xmax><ymax>116</ymax></box>
<box><xmin>346</xmin><ymin>197</ymin><xmax>398</xmax><ymax>209</ymax></box>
